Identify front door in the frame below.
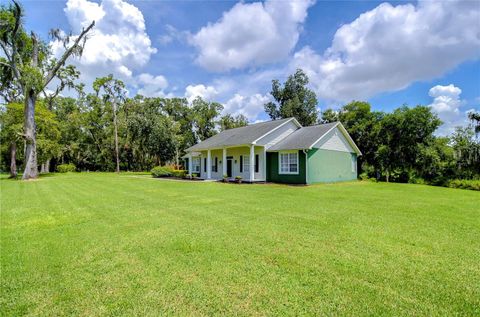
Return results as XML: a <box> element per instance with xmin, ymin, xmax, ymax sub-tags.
<box><xmin>227</xmin><ymin>159</ymin><xmax>233</xmax><ymax>177</ymax></box>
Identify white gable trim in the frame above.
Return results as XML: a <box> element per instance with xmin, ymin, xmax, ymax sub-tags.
<box><xmin>309</xmin><ymin>122</ymin><xmax>362</xmax><ymax>155</ymax></box>
<box><xmin>252</xmin><ymin>117</ymin><xmax>302</xmax><ymax>145</ymax></box>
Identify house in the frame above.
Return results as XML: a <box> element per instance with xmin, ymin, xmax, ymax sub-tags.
<box><xmin>184</xmin><ymin>117</ymin><xmax>362</xmax><ymax>184</ymax></box>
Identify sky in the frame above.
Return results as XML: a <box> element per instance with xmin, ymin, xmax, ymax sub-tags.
<box><xmin>16</xmin><ymin>0</ymin><xmax>480</xmax><ymax>135</ymax></box>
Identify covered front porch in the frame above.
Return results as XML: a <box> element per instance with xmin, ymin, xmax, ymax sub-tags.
<box><xmin>185</xmin><ymin>145</ymin><xmax>266</xmax><ymax>182</ymax></box>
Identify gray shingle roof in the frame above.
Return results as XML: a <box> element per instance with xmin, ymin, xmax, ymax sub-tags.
<box><xmin>268</xmin><ymin>122</ymin><xmax>339</xmax><ymax>151</ymax></box>
<box><xmin>186</xmin><ymin>118</ymin><xmax>294</xmax><ymax>151</ymax></box>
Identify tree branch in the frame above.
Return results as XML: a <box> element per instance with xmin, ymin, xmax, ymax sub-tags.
<box><xmin>44</xmin><ymin>21</ymin><xmax>95</xmax><ymax>88</ymax></box>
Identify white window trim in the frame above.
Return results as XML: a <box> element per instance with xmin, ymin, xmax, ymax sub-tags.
<box><xmin>278</xmin><ymin>151</ymin><xmax>299</xmax><ymax>175</ymax></box>
<box><xmin>192</xmin><ymin>157</ymin><xmax>201</xmax><ymax>173</ymax></box>
<box><xmin>351</xmin><ymin>154</ymin><xmax>356</xmax><ymax>173</ymax></box>
<box><xmin>243</xmin><ymin>155</ymin><xmax>250</xmax><ymax>173</ymax></box>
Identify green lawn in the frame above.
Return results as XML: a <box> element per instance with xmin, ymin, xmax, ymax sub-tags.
<box><xmin>1</xmin><ymin>173</ymin><xmax>479</xmax><ymax>316</ymax></box>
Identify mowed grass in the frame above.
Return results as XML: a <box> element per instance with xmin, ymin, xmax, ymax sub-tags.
<box><xmin>1</xmin><ymin>173</ymin><xmax>479</xmax><ymax>316</ymax></box>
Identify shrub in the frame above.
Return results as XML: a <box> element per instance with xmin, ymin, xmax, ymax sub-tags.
<box><xmin>151</xmin><ymin>166</ymin><xmax>174</xmax><ymax>178</ymax></box>
<box><xmin>57</xmin><ymin>163</ymin><xmax>76</xmax><ymax>173</ymax></box>
<box><xmin>408</xmin><ymin>177</ymin><xmax>426</xmax><ymax>185</ymax></box>
<box><xmin>172</xmin><ymin>170</ymin><xmax>186</xmax><ymax>178</ymax></box>
<box><xmin>447</xmin><ymin>179</ymin><xmax>480</xmax><ymax>191</ymax></box>
<box><xmin>359</xmin><ymin>172</ymin><xmax>376</xmax><ymax>182</ymax></box>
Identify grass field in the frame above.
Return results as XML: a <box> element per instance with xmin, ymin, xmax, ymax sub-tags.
<box><xmin>1</xmin><ymin>173</ymin><xmax>479</xmax><ymax>316</ymax></box>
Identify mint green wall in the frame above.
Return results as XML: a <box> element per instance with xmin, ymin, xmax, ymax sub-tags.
<box><xmin>266</xmin><ymin>151</ymin><xmax>307</xmax><ymax>184</ymax></box>
<box><xmin>307</xmin><ymin>148</ymin><xmax>357</xmax><ymax>183</ymax></box>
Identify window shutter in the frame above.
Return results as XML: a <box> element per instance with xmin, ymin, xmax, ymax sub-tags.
<box><xmin>204</xmin><ymin>158</ymin><xmax>206</xmax><ymax>172</ymax></box>
<box><xmin>240</xmin><ymin>155</ymin><xmax>243</xmax><ymax>172</ymax></box>
<box><xmin>255</xmin><ymin>154</ymin><xmax>259</xmax><ymax>173</ymax></box>
<box><xmin>215</xmin><ymin>157</ymin><xmax>218</xmax><ymax>172</ymax></box>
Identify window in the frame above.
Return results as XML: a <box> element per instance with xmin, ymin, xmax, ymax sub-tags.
<box><xmin>243</xmin><ymin>156</ymin><xmax>250</xmax><ymax>173</ymax></box>
<box><xmin>351</xmin><ymin>155</ymin><xmax>356</xmax><ymax>173</ymax></box>
<box><xmin>279</xmin><ymin>151</ymin><xmax>298</xmax><ymax>174</ymax></box>
<box><xmin>192</xmin><ymin>157</ymin><xmax>200</xmax><ymax>173</ymax></box>
<box><xmin>240</xmin><ymin>155</ymin><xmax>243</xmax><ymax>172</ymax></box>
<box><xmin>255</xmin><ymin>154</ymin><xmax>259</xmax><ymax>173</ymax></box>
<box><xmin>204</xmin><ymin>158</ymin><xmax>207</xmax><ymax>172</ymax></box>
<box><xmin>212</xmin><ymin>157</ymin><xmax>218</xmax><ymax>172</ymax></box>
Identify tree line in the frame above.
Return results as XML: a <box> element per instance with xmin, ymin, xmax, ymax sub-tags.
<box><xmin>1</xmin><ymin>1</ymin><xmax>479</xmax><ymax>186</ymax></box>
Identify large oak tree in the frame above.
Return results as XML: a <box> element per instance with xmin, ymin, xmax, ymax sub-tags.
<box><xmin>0</xmin><ymin>0</ymin><xmax>94</xmax><ymax>179</ymax></box>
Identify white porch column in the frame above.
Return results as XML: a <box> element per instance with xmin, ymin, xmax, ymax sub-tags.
<box><xmin>188</xmin><ymin>153</ymin><xmax>193</xmax><ymax>175</ymax></box>
<box><xmin>207</xmin><ymin>149</ymin><xmax>211</xmax><ymax>179</ymax></box>
<box><xmin>222</xmin><ymin>148</ymin><xmax>227</xmax><ymax>176</ymax></box>
<box><xmin>263</xmin><ymin>147</ymin><xmax>267</xmax><ymax>181</ymax></box>
<box><xmin>249</xmin><ymin>144</ymin><xmax>255</xmax><ymax>182</ymax></box>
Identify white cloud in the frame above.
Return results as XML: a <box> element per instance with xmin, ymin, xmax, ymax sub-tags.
<box><xmin>50</xmin><ymin>0</ymin><xmax>157</xmax><ymax>86</ymax></box>
<box><xmin>185</xmin><ymin>84</ymin><xmax>219</xmax><ymax>103</ymax></box>
<box><xmin>291</xmin><ymin>0</ymin><xmax>480</xmax><ymax>101</ymax></box>
<box><xmin>190</xmin><ymin>0</ymin><xmax>314</xmax><ymax>72</ymax></box>
<box><xmin>428</xmin><ymin>84</ymin><xmax>470</xmax><ymax>135</ymax></box>
<box><xmin>224</xmin><ymin>93</ymin><xmax>271</xmax><ymax>120</ymax></box>
<box><xmin>135</xmin><ymin>73</ymin><xmax>169</xmax><ymax>97</ymax></box>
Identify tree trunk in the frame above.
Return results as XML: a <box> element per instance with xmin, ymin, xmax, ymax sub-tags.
<box><xmin>9</xmin><ymin>142</ymin><xmax>17</xmax><ymax>179</ymax></box>
<box><xmin>113</xmin><ymin>101</ymin><xmax>120</xmax><ymax>173</ymax></box>
<box><xmin>45</xmin><ymin>159</ymin><xmax>50</xmax><ymax>173</ymax></box>
<box><xmin>385</xmin><ymin>170</ymin><xmax>390</xmax><ymax>183</ymax></box>
<box><xmin>40</xmin><ymin>163</ymin><xmax>46</xmax><ymax>173</ymax></box>
<box><xmin>22</xmin><ymin>91</ymin><xmax>38</xmax><ymax>180</ymax></box>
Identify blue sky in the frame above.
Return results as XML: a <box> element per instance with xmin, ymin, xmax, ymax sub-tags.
<box><xmin>19</xmin><ymin>0</ymin><xmax>480</xmax><ymax>134</ymax></box>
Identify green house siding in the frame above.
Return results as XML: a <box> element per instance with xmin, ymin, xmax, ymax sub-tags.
<box><xmin>266</xmin><ymin>151</ymin><xmax>307</xmax><ymax>184</ymax></box>
<box><xmin>307</xmin><ymin>148</ymin><xmax>357</xmax><ymax>183</ymax></box>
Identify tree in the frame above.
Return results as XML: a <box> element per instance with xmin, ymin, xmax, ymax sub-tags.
<box><xmin>376</xmin><ymin>106</ymin><xmax>441</xmax><ymax>182</ymax></box>
<box><xmin>93</xmin><ymin>75</ymin><xmax>126</xmax><ymax>173</ymax></box>
<box><xmin>1</xmin><ymin>101</ymin><xmax>60</xmax><ymax>177</ymax></box>
<box><xmin>264</xmin><ymin>69</ymin><xmax>318</xmax><ymax>126</ymax></box>
<box><xmin>123</xmin><ymin>96</ymin><xmax>176</xmax><ymax>170</ymax></box>
<box><xmin>450</xmin><ymin>126</ymin><xmax>480</xmax><ymax>178</ymax></box>
<box><xmin>468</xmin><ymin>111</ymin><xmax>480</xmax><ymax>138</ymax></box>
<box><xmin>320</xmin><ymin>109</ymin><xmax>338</xmax><ymax>123</ymax></box>
<box><xmin>218</xmin><ymin>113</ymin><xmax>248</xmax><ymax>131</ymax></box>
<box><xmin>0</xmin><ymin>0</ymin><xmax>94</xmax><ymax>179</ymax></box>
<box><xmin>0</xmin><ymin>103</ymin><xmax>23</xmax><ymax>177</ymax></box>
<box><xmin>191</xmin><ymin>97</ymin><xmax>223</xmax><ymax>141</ymax></box>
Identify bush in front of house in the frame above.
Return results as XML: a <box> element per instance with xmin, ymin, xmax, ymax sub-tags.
<box><xmin>447</xmin><ymin>179</ymin><xmax>480</xmax><ymax>191</ymax></box>
<box><xmin>151</xmin><ymin>166</ymin><xmax>174</xmax><ymax>177</ymax></box>
<box><xmin>57</xmin><ymin>163</ymin><xmax>76</xmax><ymax>173</ymax></box>
<box><xmin>152</xmin><ymin>166</ymin><xmax>188</xmax><ymax>178</ymax></box>
<box><xmin>172</xmin><ymin>170</ymin><xmax>186</xmax><ymax>178</ymax></box>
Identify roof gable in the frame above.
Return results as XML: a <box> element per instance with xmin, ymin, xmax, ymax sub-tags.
<box><xmin>267</xmin><ymin>122</ymin><xmax>362</xmax><ymax>155</ymax></box>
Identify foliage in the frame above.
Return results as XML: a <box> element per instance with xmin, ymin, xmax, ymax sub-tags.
<box><xmin>447</xmin><ymin>179</ymin><xmax>480</xmax><ymax>191</ymax></box>
<box><xmin>264</xmin><ymin>69</ymin><xmax>318</xmax><ymax>126</ymax></box>
<box><xmin>172</xmin><ymin>169</ymin><xmax>186</xmax><ymax>178</ymax></box>
<box><xmin>56</xmin><ymin>163</ymin><xmax>76</xmax><ymax>173</ymax></box>
<box><xmin>1</xmin><ymin>173</ymin><xmax>479</xmax><ymax>315</ymax></box>
<box><xmin>450</xmin><ymin>126</ymin><xmax>480</xmax><ymax>178</ymax></box>
<box><xmin>219</xmin><ymin>114</ymin><xmax>248</xmax><ymax>131</ymax></box>
<box><xmin>468</xmin><ymin>110</ymin><xmax>480</xmax><ymax>137</ymax></box>
<box><xmin>191</xmin><ymin>97</ymin><xmax>224</xmax><ymax>141</ymax></box>
<box><xmin>151</xmin><ymin>165</ymin><xmax>175</xmax><ymax>178</ymax></box>
<box><xmin>0</xmin><ymin>101</ymin><xmax>60</xmax><ymax>171</ymax></box>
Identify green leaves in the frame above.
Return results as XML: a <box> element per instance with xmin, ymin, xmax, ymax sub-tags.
<box><xmin>264</xmin><ymin>69</ymin><xmax>319</xmax><ymax>126</ymax></box>
<box><xmin>19</xmin><ymin>64</ymin><xmax>43</xmax><ymax>93</ymax></box>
